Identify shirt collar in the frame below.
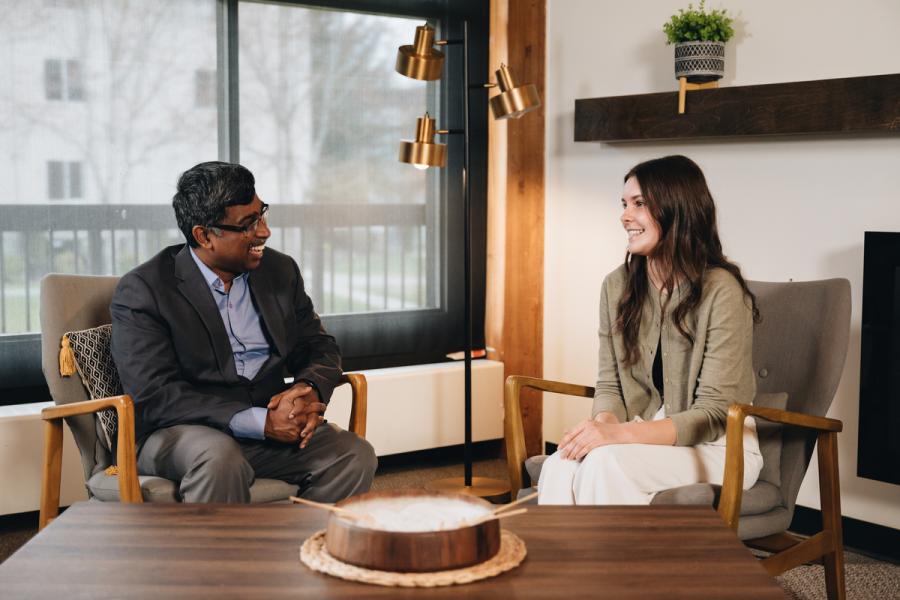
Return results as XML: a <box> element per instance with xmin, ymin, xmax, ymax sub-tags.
<box><xmin>189</xmin><ymin>247</ymin><xmax>245</xmax><ymax>291</ymax></box>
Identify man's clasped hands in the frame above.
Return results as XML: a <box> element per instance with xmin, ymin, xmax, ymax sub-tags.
<box><xmin>263</xmin><ymin>382</ymin><xmax>325</xmax><ymax>448</ymax></box>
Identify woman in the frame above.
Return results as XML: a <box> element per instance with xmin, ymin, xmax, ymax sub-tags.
<box><xmin>538</xmin><ymin>155</ymin><xmax>763</xmax><ymax>505</ymax></box>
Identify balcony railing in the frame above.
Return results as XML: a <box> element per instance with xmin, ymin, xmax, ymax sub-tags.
<box><xmin>0</xmin><ymin>203</ymin><xmax>434</xmax><ymax>334</ymax></box>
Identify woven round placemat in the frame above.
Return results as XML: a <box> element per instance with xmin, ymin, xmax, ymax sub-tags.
<box><xmin>299</xmin><ymin>529</ymin><xmax>527</xmax><ymax>587</ymax></box>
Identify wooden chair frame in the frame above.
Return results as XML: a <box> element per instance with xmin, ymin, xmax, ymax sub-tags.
<box><xmin>504</xmin><ymin>374</ymin><xmax>846</xmax><ymax>600</ymax></box>
<box><xmin>40</xmin><ymin>373</ymin><xmax>368</xmax><ymax>531</ymax></box>
<box><xmin>719</xmin><ymin>403</ymin><xmax>844</xmax><ymax>599</ymax></box>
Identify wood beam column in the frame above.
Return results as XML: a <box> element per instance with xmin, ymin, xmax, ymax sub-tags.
<box><xmin>487</xmin><ymin>0</ymin><xmax>545</xmax><ymax>458</ymax></box>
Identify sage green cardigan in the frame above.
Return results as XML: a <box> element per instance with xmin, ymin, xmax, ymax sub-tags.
<box><xmin>591</xmin><ymin>264</ymin><xmax>756</xmax><ymax>446</ymax></box>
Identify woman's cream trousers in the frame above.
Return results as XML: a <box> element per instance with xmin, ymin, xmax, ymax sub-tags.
<box><xmin>538</xmin><ymin>414</ymin><xmax>763</xmax><ymax>505</ymax></box>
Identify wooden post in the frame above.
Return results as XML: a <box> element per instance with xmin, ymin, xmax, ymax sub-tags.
<box><xmin>488</xmin><ymin>0</ymin><xmax>546</xmax><ymax>459</ymax></box>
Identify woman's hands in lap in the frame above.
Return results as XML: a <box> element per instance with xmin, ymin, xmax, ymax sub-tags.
<box><xmin>558</xmin><ymin>412</ymin><xmax>627</xmax><ymax>460</ymax></box>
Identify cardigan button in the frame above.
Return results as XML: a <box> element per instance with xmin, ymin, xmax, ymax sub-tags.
<box><xmin>758</xmin><ymin>368</ymin><xmax>769</xmax><ymax>378</ymax></box>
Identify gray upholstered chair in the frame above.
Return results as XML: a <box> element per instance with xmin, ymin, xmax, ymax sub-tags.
<box><xmin>505</xmin><ymin>279</ymin><xmax>851</xmax><ymax>600</ymax></box>
<box><xmin>39</xmin><ymin>273</ymin><xmax>368</xmax><ymax>529</ymax></box>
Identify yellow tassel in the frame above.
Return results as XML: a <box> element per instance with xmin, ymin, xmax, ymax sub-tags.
<box><xmin>59</xmin><ymin>334</ymin><xmax>77</xmax><ymax>377</ymax></box>
<box><xmin>105</xmin><ymin>466</ymin><xmax>119</xmax><ymax>476</ymax></box>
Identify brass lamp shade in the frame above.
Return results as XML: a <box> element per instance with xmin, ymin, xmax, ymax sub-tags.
<box><xmin>395</xmin><ymin>24</ymin><xmax>445</xmax><ymax>81</ymax></box>
<box><xmin>399</xmin><ymin>114</ymin><xmax>447</xmax><ymax>169</ymax></box>
<box><xmin>489</xmin><ymin>63</ymin><xmax>541</xmax><ymax>120</ymax></box>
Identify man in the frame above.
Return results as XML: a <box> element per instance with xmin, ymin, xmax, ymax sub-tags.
<box><xmin>110</xmin><ymin>161</ymin><xmax>376</xmax><ymax>503</ymax></box>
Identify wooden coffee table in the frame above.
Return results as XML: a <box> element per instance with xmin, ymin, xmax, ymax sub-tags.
<box><xmin>0</xmin><ymin>502</ymin><xmax>786</xmax><ymax>598</ymax></box>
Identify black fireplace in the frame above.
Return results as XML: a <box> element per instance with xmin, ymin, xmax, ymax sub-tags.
<box><xmin>857</xmin><ymin>231</ymin><xmax>900</xmax><ymax>485</ymax></box>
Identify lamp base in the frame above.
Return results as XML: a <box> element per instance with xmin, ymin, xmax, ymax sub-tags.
<box><xmin>424</xmin><ymin>476</ymin><xmax>511</xmax><ymax>503</ymax></box>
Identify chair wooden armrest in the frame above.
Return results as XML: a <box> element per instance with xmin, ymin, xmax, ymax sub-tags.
<box><xmin>504</xmin><ymin>375</ymin><xmax>595</xmax><ymax>493</ymax></box>
<box><xmin>40</xmin><ymin>395</ymin><xmax>141</xmax><ymax>530</ymax></box>
<box><xmin>340</xmin><ymin>372</ymin><xmax>367</xmax><ymax>439</ymax></box>
<box><xmin>718</xmin><ymin>403</ymin><xmax>844</xmax><ymax>581</ymax></box>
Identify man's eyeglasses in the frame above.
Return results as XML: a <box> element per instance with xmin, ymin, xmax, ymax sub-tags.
<box><xmin>209</xmin><ymin>202</ymin><xmax>269</xmax><ymax>236</ymax></box>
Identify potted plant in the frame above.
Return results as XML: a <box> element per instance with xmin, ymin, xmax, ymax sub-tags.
<box><xmin>662</xmin><ymin>0</ymin><xmax>734</xmax><ymax>83</ymax></box>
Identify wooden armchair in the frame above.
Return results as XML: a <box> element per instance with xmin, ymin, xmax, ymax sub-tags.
<box><xmin>505</xmin><ymin>279</ymin><xmax>851</xmax><ymax>600</ymax></box>
<box><xmin>39</xmin><ymin>273</ymin><xmax>367</xmax><ymax>530</ymax></box>
<box><xmin>40</xmin><ymin>373</ymin><xmax>367</xmax><ymax>530</ymax></box>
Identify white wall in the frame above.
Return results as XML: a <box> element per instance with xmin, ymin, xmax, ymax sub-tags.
<box><xmin>0</xmin><ymin>361</ymin><xmax>503</xmax><ymax>515</ymax></box>
<box><xmin>328</xmin><ymin>361</ymin><xmax>505</xmax><ymax>456</ymax></box>
<box><xmin>0</xmin><ymin>404</ymin><xmax>87</xmax><ymax>516</ymax></box>
<box><xmin>545</xmin><ymin>0</ymin><xmax>900</xmax><ymax>528</ymax></box>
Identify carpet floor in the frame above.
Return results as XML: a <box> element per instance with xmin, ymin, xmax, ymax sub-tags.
<box><xmin>2</xmin><ymin>458</ymin><xmax>897</xmax><ymax>599</ymax></box>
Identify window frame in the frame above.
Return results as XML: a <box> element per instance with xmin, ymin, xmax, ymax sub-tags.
<box><xmin>226</xmin><ymin>0</ymin><xmax>488</xmax><ymax>371</ymax></box>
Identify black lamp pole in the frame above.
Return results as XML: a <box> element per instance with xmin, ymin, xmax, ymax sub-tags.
<box><xmin>410</xmin><ymin>20</ymin><xmax>515</xmax><ymax>500</ymax></box>
<box><xmin>461</xmin><ymin>20</ymin><xmax>473</xmax><ymax>488</ymax></box>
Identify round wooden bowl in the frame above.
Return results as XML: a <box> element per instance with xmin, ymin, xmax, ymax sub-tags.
<box><xmin>325</xmin><ymin>489</ymin><xmax>501</xmax><ymax>573</ymax></box>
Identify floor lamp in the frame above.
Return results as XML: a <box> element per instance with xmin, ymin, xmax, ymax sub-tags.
<box><xmin>395</xmin><ymin>23</ymin><xmax>541</xmax><ymax>499</ymax></box>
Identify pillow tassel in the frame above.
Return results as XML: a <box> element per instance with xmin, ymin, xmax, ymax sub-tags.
<box><xmin>59</xmin><ymin>334</ymin><xmax>77</xmax><ymax>377</ymax></box>
<box><xmin>104</xmin><ymin>466</ymin><xmax>119</xmax><ymax>476</ymax></box>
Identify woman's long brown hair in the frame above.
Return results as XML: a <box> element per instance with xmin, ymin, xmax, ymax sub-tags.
<box><xmin>615</xmin><ymin>155</ymin><xmax>759</xmax><ymax>366</ymax></box>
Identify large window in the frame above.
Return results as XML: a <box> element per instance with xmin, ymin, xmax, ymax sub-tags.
<box><xmin>0</xmin><ymin>0</ymin><xmax>488</xmax><ymax>403</ymax></box>
<box><xmin>239</xmin><ymin>4</ymin><xmax>437</xmax><ymax>317</ymax></box>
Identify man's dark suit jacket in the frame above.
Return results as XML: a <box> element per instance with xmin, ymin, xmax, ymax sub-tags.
<box><xmin>110</xmin><ymin>244</ymin><xmax>341</xmax><ymax>444</ymax></box>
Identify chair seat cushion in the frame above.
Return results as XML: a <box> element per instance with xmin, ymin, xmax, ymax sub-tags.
<box><xmin>517</xmin><ymin>486</ymin><xmax>539</xmax><ymax>502</ymax></box>
<box><xmin>651</xmin><ymin>481</ymin><xmax>782</xmax><ymax>516</ymax></box>
<box><xmin>525</xmin><ymin>454</ymin><xmax>548</xmax><ymax>485</ymax></box>
<box><xmin>249</xmin><ymin>478</ymin><xmax>299</xmax><ymax>503</ymax></box>
<box><xmin>736</xmin><ymin>506</ymin><xmax>793</xmax><ymax>541</ymax></box>
<box><xmin>87</xmin><ymin>472</ymin><xmax>297</xmax><ymax>504</ymax></box>
<box><xmin>88</xmin><ymin>472</ymin><xmax>180</xmax><ymax>503</ymax></box>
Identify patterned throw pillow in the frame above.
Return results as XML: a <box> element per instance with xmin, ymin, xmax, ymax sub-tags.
<box><xmin>63</xmin><ymin>324</ymin><xmax>121</xmax><ymax>451</ymax></box>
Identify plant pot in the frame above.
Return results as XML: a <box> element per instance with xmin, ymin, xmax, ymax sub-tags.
<box><xmin>674</xmin><ymin>41</ymin><xmax>725</xmax><ymax>83</ymax></box>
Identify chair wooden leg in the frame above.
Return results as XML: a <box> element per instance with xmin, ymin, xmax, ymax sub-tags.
<box><xmin>39</xmin><ymin>419</ymin><xmax>64</xmax><ymax>531</ymax></box>
<box><xmin>818</xmin><ymin>431</ymin><xmax>846</xmax><ymax>600</ymax></box>
<box><xmin>760</xmin><ymin>531</ymin><xmax>831</xmax><ymax>576</ymax></box>
<box><xmin>745</xmin><ymin>531</ymin><xmax>804</xmax><ymax>554</ymax></box>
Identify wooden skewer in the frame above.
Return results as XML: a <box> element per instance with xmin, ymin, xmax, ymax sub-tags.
<box><xmin>492</xmin><ymin>491</ymin><xmax>538</xmax><ymax>514</ymax></box>
<box><xmin>289</xmin><ymin>495</ymin><xmax>372</xmax><ymax>524</ymax></box>
<box><xmin>290</xmin><ymin>495</ymin><xmax>346</xmax><ymax>513</ymax></box>
<box><xmin>468</xmin><ymin>507</ymin><xmax>529</xmax><ymax>527</ymax></box>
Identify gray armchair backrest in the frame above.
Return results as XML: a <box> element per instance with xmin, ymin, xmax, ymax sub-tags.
<box><xmin>40</xmin><ymin>274</ymin><xmax>120</xmax><ymax>483</ymax></box>
<box><xmin>748</xmin><ymin>279</ymin><xmax>851</xmax><ymax>515</ymax></box>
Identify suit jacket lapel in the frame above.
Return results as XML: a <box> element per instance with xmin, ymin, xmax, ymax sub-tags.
<box><xmin>248</xmin><ymin>266</ymin><xmax>289</xmax><ymax>359</ymax></box>
<box><xmin>174</xmin><ymin>246</ymin><xmax>238</xmax><ymax>380</ymax></box>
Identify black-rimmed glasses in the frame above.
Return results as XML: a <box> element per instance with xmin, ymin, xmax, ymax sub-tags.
<box><xmin>209</xmin><ymin>202</ymin><xmax>269</xmax><ymax>236</ymax></box>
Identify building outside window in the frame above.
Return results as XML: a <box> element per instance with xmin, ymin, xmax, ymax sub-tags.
<box><xmin>194</xmin><ymin>68</ymin><xmax>215</xmax><ymax>108</ymax></box>
<box><xmin>47</xmin><ymin>161</ymin><xmax>83</xmax><ymax>199</ymax></box>
<box><xmin>44</xmin><ymin>59</ymin><xmax>83</xmax><ymax>101</ymax></box>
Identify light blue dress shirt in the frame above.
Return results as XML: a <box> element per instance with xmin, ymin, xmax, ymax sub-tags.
<box><xmin>190</xmin><ymin>249</ymin><xmax>270</xmax><ymax>440</ymax></box>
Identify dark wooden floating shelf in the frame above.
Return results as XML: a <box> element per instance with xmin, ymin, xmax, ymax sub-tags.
<box><xmin>574</xmin><ymin>73</ymin><xmax>900</xmax><ymax>142</ymax></box>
